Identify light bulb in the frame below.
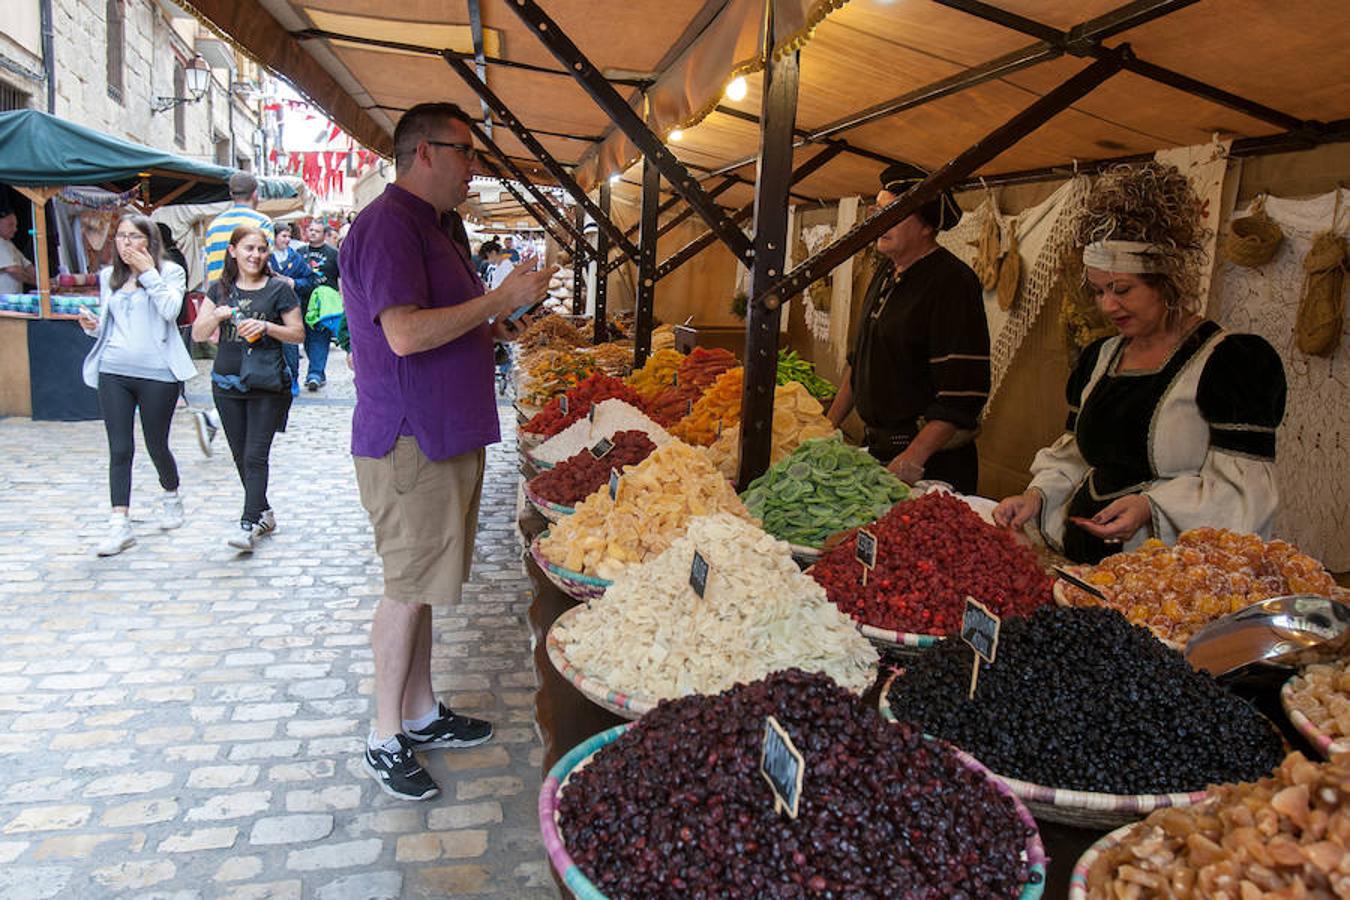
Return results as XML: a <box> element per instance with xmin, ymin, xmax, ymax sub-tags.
<box><xmin>669</xmin><ymin>129</ymin><xmax>683</xmax><ymax>142</ymax></box>
<box><xmin>725</xmin><ymin>76</ymin><xmax>747</xmax><ymax>102</ymax></box>
<box><xmin>609</xmin><ymin>174</ymin><xmax>622</xmax><ymax>185</ymax></box>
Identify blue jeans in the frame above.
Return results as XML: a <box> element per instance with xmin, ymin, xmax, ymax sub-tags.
<box><xmin>282</xmin><ymin>344</ymin><xmax>301</xmax><ymax>397</ymax></box>
<box><xmin>303</xmin><ymin>323</ymin><xmax>330</xmax><ymax>384</ymax></box>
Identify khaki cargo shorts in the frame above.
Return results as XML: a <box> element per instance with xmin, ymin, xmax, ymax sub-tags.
<box><xmin>354</xmin><ymin>436</ymin><xmax>486</xmax><ymax>607</ymax></box>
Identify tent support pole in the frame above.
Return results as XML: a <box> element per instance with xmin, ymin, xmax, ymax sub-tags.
<box><xmin>655</xmin><ymin>143</ymin><xmax>845</xmax><ymax>284</ymax></box>
<box><xmin>504</xmin><ymin>0</ymin><xmax>754</xmax><ymax>264</ymax></box>
<box><xmin>593</xmin><ymin>180</ymin><xmax>611</xmax><ymax>344</ymax></box>
<box><xmin>470</xmin><ymin>122</ymin><xmax>591</xmax><ymax>251</ymax></box>
<box><xmin>441</xmin><ymin>52</ymin><xmax>640</xmax><ymax>263</ymax></box>
<box><xmin>466</xmin><ymin>0</ymin><xmax>493</xmax><ymax>138</ymax></box>
<box><xmin>14</xmin><ymin>186</ymin><xmax>58</xmax><ymax>318</ymax></box>
<box><xmin>606</xmin><ymin>177</ymin><xmax>739</xmax><ymax>276</ymax></box>
<box><xmin>736</xmin><ymin>46</ymin><xmax>800</xmax><ymax>489</ymax></box>
<box><xmin>634</xmin><ymin>156</ymin><xmax>660</xmax><ymax>369</ymax></box>
<box><xmin>750</xmin><ymin>48</ymin><xmax>1128</xmax><ymax>312</ymax></box>
<box><xmin>572</xmin><ymin>204</ymin><xmax>587</xmax><ymax>315</ymax></box>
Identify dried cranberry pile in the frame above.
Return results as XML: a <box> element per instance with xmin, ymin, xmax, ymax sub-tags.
<box><xmin>523</xmin><ymin>374</ymin><xmax>649</xmax><ymax>437</ymax></box>
<box><xmin>558</xmin><ymin>669</ymin><xmax>1036</xmax><ymax>898</ymax></box>
<box><xmin>886</xmin><ymin>606</ymin><xmax>1285</xmax><ymax>794</ymax></box>
<box><xmin>811</xmin><ymin>492</ymin><xmax>1052</xmax><ymax>634</ymax></box>
<box><xmin>528</xmin><ymin>430</ymin><xmax>657</xmax><ymax>506</ymax></box>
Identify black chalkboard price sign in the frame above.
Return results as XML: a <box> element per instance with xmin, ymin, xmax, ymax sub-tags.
<box><xmin>608</xmin><ymin>469</ymin><xmax>620</xmax><ymax>501</ymax></box>
<box><xmin>589</xmin><ymin>437</ymin><xmax>614</xmax><ymax>459</ymax></box>
<box><xmin>760</xmin><ymin>715</ymin><xmax>804</xmax><ymax>819</ymax></box>
<box><xmin>961</xmin><ymin>596</ymin><xmax>1001</xmax><ymax>699</ymax></box>
<box><xmin>689</xmin><ymin>550</ymin><xmax>710</xmax><ymax>599</ymax></box>
<box><xmin>559</xmin><ymin>394</ymin><xmax>569</xmax><ymax>416</ymax></box>
<box><xmin>854</xmin><ymin>529</ymin><xmax>877</xmax><ymax>586</ymax></box>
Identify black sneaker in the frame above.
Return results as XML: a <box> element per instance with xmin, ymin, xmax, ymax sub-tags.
<box><xmin>406</xmin><ymin>702</ymin><xmax>494</xmax><ymax>749</ymax></box>
<box><xmin>363</xmin><ymin>734</ymin><xmax>439</xmax><ymax>801</ymax></box>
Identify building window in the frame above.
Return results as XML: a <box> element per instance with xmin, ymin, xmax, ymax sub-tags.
<box><xmin>106</xmin><ymin>0</ymin><xmax>125</xmax><ymax>102</ymax></box>
<box><xmin>172</xmin><ymin>61</ymin><xmax>186</xmax><ymax>147</ymax></box>
<box><xmin>0</xmin><ymin>82</ymin><xmax>30</xmax><ymax>112</ymax></box>
<box><xmin>214</xmin><ymin>136</ymin><xmax>230</xmax><ymax>166</ymax></box>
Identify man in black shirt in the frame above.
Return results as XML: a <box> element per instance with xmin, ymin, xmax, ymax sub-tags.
<box><xmin>297</xmin><ymin>220</ymin><xmax>341</xmax><ymax>390</ymax></box>
<box><xmin>826</xmin><ymin>163</ymin><xmax>990</xmax><ymax>493</ymax></box>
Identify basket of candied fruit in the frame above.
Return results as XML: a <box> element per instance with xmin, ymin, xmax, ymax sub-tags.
<box><xmin>1054</xmin><ymin>528</ymin><xmax>1338</xmax><ymax>648</ymax></box>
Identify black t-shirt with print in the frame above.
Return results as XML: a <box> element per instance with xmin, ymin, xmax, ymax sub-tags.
<box><xmin>208</xmin><ymin>278</ymin><xmax>300</xmax><ymax>392</ymax></box>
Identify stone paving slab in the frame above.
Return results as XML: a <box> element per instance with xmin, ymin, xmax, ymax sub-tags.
<box><xmin>0</xmin><ymin>353</ymin><xmax>556</xmax><ymax>899</ymax></box>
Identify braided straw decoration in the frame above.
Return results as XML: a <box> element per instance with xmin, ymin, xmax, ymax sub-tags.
<box><xmin>997</xmin><ymin>231</ymin><xmax>1023</xmax><ymax>311</ymax></box>
<box><xmin>972</xmin><ymin>212</ymin><xmax>1002</xmax><ymax>291</ymax></box>
<box><xmin>1295</xmin><ymin>230</ymin><xmax>1347</xmax><ymax>357</ymax></box>
<box><xmin>1223</xmin><ymin>196</ymin><xmax>1284</xmax><ymax>268</ymax></box>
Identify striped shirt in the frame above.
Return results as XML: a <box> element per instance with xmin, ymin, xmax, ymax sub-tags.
<box><xmin>203</xmin><ymin>205</ymin><xmax>274</xmax><ymax>286</ymax></box>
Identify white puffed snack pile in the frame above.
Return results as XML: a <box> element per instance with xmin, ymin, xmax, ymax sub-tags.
<box><xmin>554</xmin><ymin>513</ymin><xmax>878</xmax><ymax>701</ymax></box>
<box><xmin>531</xmin><ymin>398</ymin><xmax>673</xmax><ymax>465</ymax></box>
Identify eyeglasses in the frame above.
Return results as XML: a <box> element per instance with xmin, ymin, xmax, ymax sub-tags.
<box><xmin>426</xmin><ymin>140</ymin><xmax>479</xmax><ymax>164</ymax></box>
<box><xmin>114</xmin><ymin>232</ymin><xmax>148</xmax><ymax>243</ymax></box>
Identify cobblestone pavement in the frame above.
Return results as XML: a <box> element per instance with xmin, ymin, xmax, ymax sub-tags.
<box><xmin>0</xmin><ymin>352</ymin><xmax>555</xmax><ymax>899</ymax></box>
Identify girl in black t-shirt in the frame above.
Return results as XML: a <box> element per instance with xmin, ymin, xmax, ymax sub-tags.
<box><xmin>191</xmin><ymin>225</ymin><xmax>304</xmax><ymax>552</ymax></box>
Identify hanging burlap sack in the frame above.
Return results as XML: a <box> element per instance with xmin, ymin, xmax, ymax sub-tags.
<box><xmin>997</xmin><ymin>230</ymin><xmax>1021</xmax><ymax>310</ymax></box>
<box><xmin>1295</xmin><ymin>230</ymin><xmax>1346</xmax><ymax>357</ymax></box>
<box><xmin>1224</xmin><ymin>195</ymin><xmax>1284</xmax><ymax>268</ymax></box>
<box><xmin>971</xmin><ymin>212</ymin><xmax>1001</xmax><ymax>291</ymax></box>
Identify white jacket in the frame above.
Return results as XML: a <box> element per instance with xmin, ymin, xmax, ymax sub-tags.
<box><xmin>81</xmin><ymin>261</ymin><xmax>196</xmax><ymax>388</ymax></box>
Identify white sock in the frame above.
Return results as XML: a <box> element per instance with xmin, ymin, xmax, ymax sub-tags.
<box><xmin>367</xmin><ymin>729</ymin><xmax>401</xmax><ymax>752</ymax></box>
<box><xmin>402</xmin><ymin>705</ymin><xmax>439</xmax><ymax>732</ymax></box>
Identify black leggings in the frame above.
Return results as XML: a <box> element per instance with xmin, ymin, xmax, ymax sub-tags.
<box><xmin>214</xmin><ymin>391</ymin><xmax>289</xmax><ymax>526</ymax></box>
<box><xmin>98</xmin><ymin>373</ymin><xmax>182</xmax><ymax>508</ymax></box>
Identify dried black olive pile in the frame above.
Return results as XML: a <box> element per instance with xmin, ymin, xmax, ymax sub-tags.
<box><xmin>558</xmin><ymin>669</ymin><xmax>1036</xmax><ymax>899</ymax></box>
<box><xmin>886</xmin><ymin>606</ymin><xmax>1284</xmax><ymax>794</ymax></box>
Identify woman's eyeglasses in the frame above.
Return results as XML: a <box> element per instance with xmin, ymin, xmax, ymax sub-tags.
<box><xmin>114</xmin><ymin>233</ymin><xmax>148</xmax><ymax>244</ymax></box>
<box><xmin>426</xmin><ymin>140</ymin><xmax>479</xmax><ymax>164</ymax></box>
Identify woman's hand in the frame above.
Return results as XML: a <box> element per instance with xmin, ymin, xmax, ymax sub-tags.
<box><xmin>120</xmin><ymin>245</ymin><xmax>155</xmax><ymax>276</ymax></box>
<box><xmin>213</xmin><ymin>305</ymin><xmax>233</xmax><ymax>323</ymax></box>
<box><xmin>236</xmin><ymin>318</ymin><xmax>268</xmax><ymax>341</ymax></box>
<box><xmin>1070</xmin><ymin>494</ymin><xmax>1151</xmax><ymax>544</ymax></box>
<box><xmin>993</xmin><ymin>491</ymin><xmax>1042</xmax><ymax>530</ymax></box>
<box><xmin>77</xmin><ymin>307</ymin><xmax>99</xmax><ymax>335</ymax></box>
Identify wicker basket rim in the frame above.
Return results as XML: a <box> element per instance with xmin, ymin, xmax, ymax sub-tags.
<box><xmin>530</xmin><ymin>532</ymin><xmax>614</xmax><ymax>588</ymax></box>
<box><xmin>540</xmin><ymin>721</ymin><xmax>1047</xmax><ymax>900</ymax></box>
<box><xmin>546</xmin><ymin>607</ymin><xmax>655</xmax><ymax>717</ymax></box>
<box><xmin>1279</xmin><ymin>675</ymin><xmax>1350</xmax><ymax>756</ymax></box>
<box><xmin>523</xmin><ymin>481</ymin><xmax>577</xmax><ymax>515</ymax></box>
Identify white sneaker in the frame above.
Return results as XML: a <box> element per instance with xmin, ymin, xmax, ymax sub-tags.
<box><xmin>256</xmin><ymin>508</ymin><xmax>277</xmax><ymax>537</ymax></box>
<box><xmin>227</xmin><ymin>522</ymin><xmax>258</xmax><ymax>552</ymax></box>
<box><xmin>159</xmin><ymin>492</ymin><xmax>184</xmax><ymax>530</ymax></box>
<box><xmin>97</xmin><ymin>513</ymin><xmax>136</xmax><ymax>556</ymax></box>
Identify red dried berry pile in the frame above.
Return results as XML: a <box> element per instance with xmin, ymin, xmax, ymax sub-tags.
<box><xmin>643</xmin><ymin>384</ymin><xmax>703</xmax><ymax>427</ymax></box>
<box><xmin>528</xmin><ymin>430</ymin><xmax>657</xmax><ymax>506</ymax></box>
<box><xmin>522</xmin><ymin>374</ymin><xmax>649</xmax><ymax>437</ymax></box>
<box><xmin>558</xmin><ymin>669</ymin><xmax>1037</xmax><ymax>898</ymax></box>
<box><xmin>811</xmin><ymin>492</ymin><xmax>1052</xmax><ymax>635</ymax></box>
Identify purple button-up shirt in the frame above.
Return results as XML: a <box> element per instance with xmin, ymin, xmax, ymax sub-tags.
<box><xmin>340</xmin><ymin>184</ymin><xmax>500</xmax><ymax>461</ymax></box>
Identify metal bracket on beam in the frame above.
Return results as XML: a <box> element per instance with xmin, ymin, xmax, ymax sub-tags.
<box><xmin>505</xmin><ymin>0</ymin><xmax>754</xmax><ymax>265</ymax></box>
<box><xmin>441</xmin><ymin>51</ymin><xmax>641</xmax><ymax>263</ymax></box>
<box><xmin>751</xmin><ymin>49</ymin><xmax>1129</xmax><ymax>310</ymax></box>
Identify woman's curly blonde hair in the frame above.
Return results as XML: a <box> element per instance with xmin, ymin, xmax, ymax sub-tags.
<box><xmin>1075</xmin><ymin>162</ymin><xmax>1210</xmax><ymax>329</ymax></box>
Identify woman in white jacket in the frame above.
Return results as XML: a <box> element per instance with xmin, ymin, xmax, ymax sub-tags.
<box><xmin>79</xmin><ymin>213</ymin><xmax>196</xmax><ymax>556</ymax></box>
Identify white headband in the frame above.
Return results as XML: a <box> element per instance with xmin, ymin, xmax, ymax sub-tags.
<box><xmin>1082</xmin><ymin>240</ymin><xmax>1168</xmax><ymax>274</ymax></box>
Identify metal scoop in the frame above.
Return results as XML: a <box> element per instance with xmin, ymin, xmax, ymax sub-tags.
<box><xmin>1184</xmin><ymin>594</ymin><xmax>1350</xmax><ymax>682</ymax></box>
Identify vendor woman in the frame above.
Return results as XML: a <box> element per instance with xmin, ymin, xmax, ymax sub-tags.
<box><xmin>827</xmin><ymin>163</ymin><xmax>990</xmax><ymax>492</ymax></box>
<box><xmin>993</xmin><ymin>163</ymin><xmax>1286</xmax><ymax>563</ymax></box>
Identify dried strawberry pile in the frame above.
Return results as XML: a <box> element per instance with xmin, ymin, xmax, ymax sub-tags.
<box><xmin>527</xmin><ymin>431</ymin><xmax>657</xmax><ymax>506</ymax></box>
<box><xmin>643</xmin><ymin>385</ymin><xmax>702</xmax><ymax>427</ymax></box>
<box><xmin>676</xmin><ymin>346</ymin><xmax>737</xmax><ymax>390</ymax></box>
<box><xmin>522</xmin><ymin>374</ymin><xmax>648</xmax><ymax>437</ymax></box>
<box><xmin>811</xmin><ymin>492</ymin><xmax>1052</xmax><ymax>635</ymax></box>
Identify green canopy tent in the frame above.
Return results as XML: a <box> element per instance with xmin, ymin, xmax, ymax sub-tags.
<box><xmin>0</xmin><ymin>109</ymin><xmax>297</xmax><ymax>418</ymax></box>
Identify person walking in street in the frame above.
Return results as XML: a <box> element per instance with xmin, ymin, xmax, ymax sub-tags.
<box><xmin>191</xmin><ymin>225</ymin><xmax>304</xmax><ymax>552</ymax></box>
<box><xmin>270</xmin><ymin>222</ymin><xmax>314</xmax><ymax>398</ymax></box>
<box><xmin>297</xmin><ymin>220</ymin><xmax>340</xmax><ymax>391</ymax></box>
<box><xmin>78</xmin><ymin>214</ymin><xmax>196</xmax><ymax>556</ymax></box>
<box><xmin>197</xmin><ymin>174</ymin><xmax>276</xmax><ymax>455</ymax></box>
<box><xmin>342</xmin><ymin>101</ymin><xmax>555</xmax><ymax>801</ymax></box>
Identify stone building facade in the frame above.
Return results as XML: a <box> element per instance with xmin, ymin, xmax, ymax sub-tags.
<box><xmin>0</xmin><ymin>0</ymin><xmax>264</xmax><ymax>169</ymax></box>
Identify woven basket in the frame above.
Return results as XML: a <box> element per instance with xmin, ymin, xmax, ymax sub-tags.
<box><xmin>524</xmin><ymin>482</ymin><xmax>575</xmax><ymax>524</ymax></box>
<box><xmin>545</xmin><ymin>607</ymin><xmax>650</xmax><ymax>720</ymax></box>
<box><xmin>1067</xmin><ymin>819</ymin><xmax>1148</xmax><ymax>900</ymax></box>
<box><xmin>788</xmin><ymin>543</ymin><xmax>821</xmax><ymax>566</ymax></box>
<box><xmin>518</xmin><ymin>429</ymin><xmax>546</xmax><ymax>452</ymax></box>
<box><xmin>879</xmin><ymin>674</ymin><xmax>1208</xmax><ymax>829</ymax></box>
<box><xmin>523</xmin><ymin>450</ymin><xmax>556</xmax><ymax>471</ymax></box>
<box><xmin>529</xmin><ymin>533</ymin><xmax>613</xmax><ymax>601</ymax></box>
<box><xmin>514</xmin><ymin>400</ymin><xmax>542</xmax><ymax>425</ymax></box>
<box><xmin>540</xmin><ymin>723</ymin><xmax>1048</xmax><ymax>900</ymax></box>
<box><xmin>1280</xmin><ymin>675</ymin><xmax>1350</xmax><ymax>758</ymax></box>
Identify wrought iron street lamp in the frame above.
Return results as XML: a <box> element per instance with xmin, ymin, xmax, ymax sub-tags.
<box><xmin>152</xmin><ymin>56</ymin><xmax>211</xmax><ymax>113</ymax></box>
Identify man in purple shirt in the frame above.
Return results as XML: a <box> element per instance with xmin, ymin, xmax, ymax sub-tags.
<box><xmin>341</xmin><ymin>102</ymin><xmax>555</xmax><ymax>801</ymax></box>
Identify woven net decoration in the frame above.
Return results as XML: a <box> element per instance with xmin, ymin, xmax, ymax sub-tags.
<box><xmin>1209</xmin><ymin>188</ymin><xmax>1350</xmax><ymax>569</ymax></box>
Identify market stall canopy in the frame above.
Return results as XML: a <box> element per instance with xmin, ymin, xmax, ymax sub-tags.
<box><xmin>177</xmin><ymin>0</ymin><xmax>1349</xmax><ymax>214</ymax></box>
<box><xmin>0</xmin><ymin>109</ymin><xmax>302</xmax><ymax>208</ymax></box>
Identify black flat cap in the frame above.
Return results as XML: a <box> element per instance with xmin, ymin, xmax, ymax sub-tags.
<box><xmin>879</xmin><ymin>162</ymin><xmax>962</xmax><ymax>232</ymax></box>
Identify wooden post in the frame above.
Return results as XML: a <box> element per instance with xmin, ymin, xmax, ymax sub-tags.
<box><xmin>14</xmin><ymin>186</ymin><xmax>60</xmax><ymax>319</ymax></box>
